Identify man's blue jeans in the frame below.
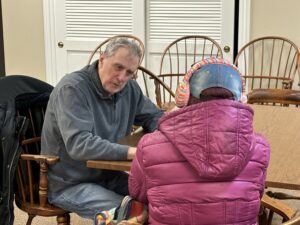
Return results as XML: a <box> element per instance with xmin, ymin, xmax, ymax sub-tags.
<box><xmin>48</xmin><ymin>171</ymin><xmax>128</xmax><ymax>219</ymax></box>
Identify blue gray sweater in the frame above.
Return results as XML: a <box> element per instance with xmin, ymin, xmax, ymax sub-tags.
<box><xmin>41</xmin><ymin>61</ymin><xmax>163</xmax><ymax>192</ymax></box>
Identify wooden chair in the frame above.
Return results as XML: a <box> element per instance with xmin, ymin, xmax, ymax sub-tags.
<box><xmin>247</xmin><ymin>89</ymin><xmax>300</xmax><ymax>107</ymax></box>
<box><xmin>259</xmin><ymin>194</ymin><xmax>297</xmax><ymax>225</ymax></box>
<box><xmin>136</xmin><ymin>66</ymin><xmax>175</xmax><ymax>110</ymax></box>
<box><xmin>281</xmin><ymin>216</ymin><xmax>300</xmax><ymax>225</ymax></box>
<box><xmin>234</xmin><ymin>36</ymin><xmax>299</xmax><ymax>94</ymax></box>
<box><xmin>87</xmin><ymin>34</ymin><xmax>145</xmax><ymax>66</ymax></box>
<box><xmin>239</xmin><ymin>42</ymin><xmax>300</xmax><ymax>199</ymax></box>
<box><xmin>14</xmin><ymin>102</ymin><xmax>70</xmax><ymax>225</ymax></box>
<box><xmin>298</xmin><ymin>52</ymin><xmax>300</xmax><ymax>82</ymax></box>
<box><xmin>158</xmin><ymin>35</ymin><xmax>223</xmax><ymax>98</ymax></box>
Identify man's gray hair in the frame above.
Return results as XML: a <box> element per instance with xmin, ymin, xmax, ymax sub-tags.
<box><xmin>104</xmin><ymin>38</ymin><xmax>142</xmax><ymax>61</ymax></box>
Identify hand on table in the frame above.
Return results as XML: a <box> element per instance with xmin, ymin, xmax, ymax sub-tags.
<box><xmin>127</xmin><ymin>147</ymin><xmax>137</xmax><ymax>160</ymax></box>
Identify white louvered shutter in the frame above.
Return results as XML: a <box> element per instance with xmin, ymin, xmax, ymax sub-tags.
<box><xmin>65</xmin><ymin>0</ymin><xmax>134</xmax><ymax>39</ymax></box>
<box><xmin>148</xmin><ymin>0</ymin><xmax>222</xmax><ymax>42</ymax></box>
<box><xmin>54</xmin><ymin>0</ymin><xmax>140</xmax><ymax>84</ymax></box>
<box><xmin>146</xmin><ymin>0</ymin><xmax>234</xmax><ymax>73</ymax></box>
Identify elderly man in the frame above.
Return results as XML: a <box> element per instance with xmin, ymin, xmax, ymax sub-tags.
<box><xmin>41</xmin><ymin>38</ymin><xmax>163</xmax><ymax>219</ymax></box>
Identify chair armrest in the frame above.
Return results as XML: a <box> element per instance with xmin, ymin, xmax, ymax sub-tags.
<box><xmin>20</xmin><ymin>153</ymin><xmax>60</xmax><ymax>207</ymax></box>
<box><xmin>21</xmin><ymin>153</ymin><xmax>59</xmax><ymax>165</ymax></box>
<box><xmin>282</xmin><ymin>215</ymin><xmax>300</xmax><ymax>225</ymax></box>
<box><xmin>261</xmin><ymin>194</ymin><xmax>296</xmax><ymax>220</ymax></box>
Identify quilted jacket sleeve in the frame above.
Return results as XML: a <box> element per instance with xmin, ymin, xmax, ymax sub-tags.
<box><xmin>128</xmin><ymin>138</ymin><xmax>148</xmax><ymax>203</ymax></box>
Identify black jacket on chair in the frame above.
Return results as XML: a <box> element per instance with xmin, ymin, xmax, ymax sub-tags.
<box><xmin>0</xmin><ymin>75</ymin><xmax>53</xmax><ymax>225</ymax></box>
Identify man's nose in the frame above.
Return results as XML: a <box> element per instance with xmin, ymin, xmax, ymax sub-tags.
<box><xmin>117</xmin><ymin>70</ymin><xmax>128</xmax><ymax>82</ymax></box>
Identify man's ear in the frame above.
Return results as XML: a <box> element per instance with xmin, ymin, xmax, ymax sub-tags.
<box><xmin>99</xmin><ymin>53</ymin><xmax>104</xmax><ymax>62</ymax></box>
<box><xmin>99</xmin><ymin>53</ymin><xmax>105</xmax><ymax>69</ymax></box>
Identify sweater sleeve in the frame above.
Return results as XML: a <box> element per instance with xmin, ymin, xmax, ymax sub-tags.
<box><xmin>128</xmin><ymin>139</ymin><xmax>148</xmax><ymax>203</ymax></box>
<box><xmin>132</xmin><ymin>82</ymin><xmax>164</xmax><ymax>132</ymax></box>
<box><xmin>52</xmin><ymin>84</ymin><xmax>128</xmax><ymax>161</ymax></box>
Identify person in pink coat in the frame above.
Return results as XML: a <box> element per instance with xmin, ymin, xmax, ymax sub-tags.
<box><xmin>128</xmin><ymin>57</ymin><xmax>270</xmax><ymax>225</ymax></box>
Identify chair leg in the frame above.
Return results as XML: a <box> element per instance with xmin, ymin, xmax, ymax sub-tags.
<box><xmin>258</xmin><ymin>207</ymin><xmax>269</xmax><ymax>225</ymax></box>
<box><xmin>26</xmin><ymin>214</ymin><xmax>35</xmax><ymax>225</ymax></box>
<box><xmin>57</xmin><ymin>213</ymin><xmax>70</xmax><ymax>225</ymax></box>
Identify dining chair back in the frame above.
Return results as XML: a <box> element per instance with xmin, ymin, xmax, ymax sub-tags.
<box><xmin>87</xmin><ymin>34</ymin><xmax>145</xmax><ymax>66</ymax></box>
<box><xmin>136</xmin><ymin>66</ymin><xmax>175</xmax><ymax>110</ymax></box>
<box><xmin>234</xmin><ymin>36</ymin><xmax>299</xmax><ymax>92</ymax></box>
<box><xmin>13</xmin><ymin>78</ymin><xmax>70</xmax><ymax>225</ymax></box>
<box><xmin>158</xmin><ymin>35</ymin><xmax>223</xmax><ymax>96</ymax></box>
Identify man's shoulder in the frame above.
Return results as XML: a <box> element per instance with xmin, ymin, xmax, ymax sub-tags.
<box><xmin>48</xmin><ymin>68</ymin><xmax>92</xmax><ymax>104</ymax></box>
<box><xmin>55</xmin><ymin>67</ymin><xmax>91</xmax><ymax>91</ymax></box>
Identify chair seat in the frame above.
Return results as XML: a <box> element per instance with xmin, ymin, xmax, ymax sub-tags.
<box><xmin>248</xmin><ymin>89</ymin><xmax>300</xmax><ymax>105</ymax></box>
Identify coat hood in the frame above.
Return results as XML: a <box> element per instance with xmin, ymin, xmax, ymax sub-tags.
<box><xmin>158</xmin><ymin>100</ymin><xmax>255</xmax><ymax>180</ymax></box>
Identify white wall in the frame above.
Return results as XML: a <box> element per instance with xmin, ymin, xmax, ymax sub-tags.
<box><xmin>2</xmin><ymin>0</ymin><xmax>46</xmax><ymax>80</ymax></box>
<box><xmin>250</xmin><ymin>0</ymin><xmax>300</xmax><ymax>87</ymax></box>
<box><xmin>250</xmin><ymin>0</ymin><xmax>300</xmax><ymax>47</ymax></box>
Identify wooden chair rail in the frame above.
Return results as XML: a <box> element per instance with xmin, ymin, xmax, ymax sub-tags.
<box><xmin>243</xmin><ymin>76</ymin><xmax>293</xmax><ymax>81</ymax></box>
<box><xmin>136</xmin><ymin>66</ymin><xmax>175</xmax><ymax>109</ymax></box>
<box><xmin>158</xmin><ymin>73</ymin><xmax>186</xmax><ymax>78</ymax></box>
<box><xmin>21</xmin><ymin>153</ymin><xmax>60</xmax><ymax>165</ymax></box>
<box><xmin>21</xmin><ymin>137</ymin><xmax>41</xmax><ymax>145</ymax></box>
<box><xmin>247</xmin><ymin>89</ymin><xmax>300</xmax><ymax>106</ymax></box>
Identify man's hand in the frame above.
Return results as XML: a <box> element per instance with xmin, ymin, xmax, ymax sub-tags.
<box><xmin>127</xmin><ymin>147</ymin><xmax>137</xmax><ymax>160</ymax></box>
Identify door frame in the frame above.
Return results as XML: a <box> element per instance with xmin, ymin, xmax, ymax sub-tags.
<box><xmin>237</xmin><ymin>0</ymin><xmax>251</xmax><ymax>54</ymax></box>
<box><xmin>0</xmin><ymin>0</ymin><xmax>5</xmax><ymax>76</ymax></box>
<box><xmin>43</xmin><ymin>0</ymin><xmax>251</xmax><ymax>84</ymax></box>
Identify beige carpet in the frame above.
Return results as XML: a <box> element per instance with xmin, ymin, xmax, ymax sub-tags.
<box><xmin>13</xmin><ymin>204</ymin><xmax>92</xmax><ymax>225</ymax></box>
<box><xmin>13</xmin><ymin>188</ymin><xmax>299</xmax><ymax>224</ymax></box>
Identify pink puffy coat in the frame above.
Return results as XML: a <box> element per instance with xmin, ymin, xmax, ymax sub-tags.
<box><xmin>129</xmin><ymin>100</ymin><xmax>270</xmax><ymax>225</ymax></box>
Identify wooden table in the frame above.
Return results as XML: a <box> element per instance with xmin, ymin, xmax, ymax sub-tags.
<box><xmin>86</xmin><ymin>131</ymin><xmax>143</xmax><ymax>171</ymax></box>
<box><xmin>87</xmin><ymin>104</ymin><xmax>300</xmax><ymax>190</ymax></box>
<box><xmin>87</xmin><ymin>160</ymin><xmax>132</xmax><ymax>171</ymax></box>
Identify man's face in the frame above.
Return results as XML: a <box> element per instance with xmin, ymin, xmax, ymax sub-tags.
<box><xmin>98</xmin><ymin>47</ymin><xmax>139</xmax><ymax>95</ymax></box>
